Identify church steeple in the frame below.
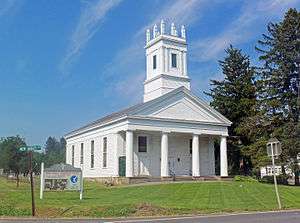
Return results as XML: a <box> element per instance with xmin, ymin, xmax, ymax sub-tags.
<box><xmin>143</xmin><ymin>20</ymin><xmax>190</xmax><ymax>102</ymax></box>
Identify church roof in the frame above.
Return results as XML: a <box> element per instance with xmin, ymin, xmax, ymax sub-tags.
<box><xmin>65</xmin><ymin>102</ymin><xmax>143</xmax><ymax>137</ymax></box>
<box><xmin>65</xmin><ymin>87</ymin><xmax>231</xmax><ymax>138</ymax></box>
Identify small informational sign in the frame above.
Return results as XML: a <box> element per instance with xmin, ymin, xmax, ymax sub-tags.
<box><xmin>267</xmin><ymin>138</ymin><xmax>282</xmax><ymax>157</ymax></box>
<box><xmin>40</xmin><ymin>163</ymin><xmax>83</xmax><ymax>199</ymax></box>
<box><xmin>44</xmin><ymin>173</ymin><xmax>81</xmax><ymax>191</ymax></box>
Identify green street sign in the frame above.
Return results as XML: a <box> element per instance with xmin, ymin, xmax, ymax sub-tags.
<box><xmin>30</xmin><ymin>145</ymin><xmax>42</xmax><ymax>151</ymax></box>
<box><xmin>19</xmin><ymin>147</ymin><xmax>28</xmax><ymax>151</ymax></box>
<box><xmin>19</xmin><ymin>145</ymin><xmax>42</xmax><ymax>152</ymax></box>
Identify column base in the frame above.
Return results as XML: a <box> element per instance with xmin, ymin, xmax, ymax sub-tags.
<box><xmin>220</xmin><ymin>176</ymin><xmax>232</xmax><ymax>181</ymax></box>
<box><xmin>161</xmin><ymin>176</ymin><xmax>174</xmax><ymax>181</ymax></box>
<box><xmin>192</xmin><ymin>176</ymin><xmax>204</xmax><ymax>181</ymax></box>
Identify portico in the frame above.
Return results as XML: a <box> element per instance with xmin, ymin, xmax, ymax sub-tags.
<box><xmin>123</xmin><ymin>127</ymin><xmax>228</xmax><ymax>178</ymax></box>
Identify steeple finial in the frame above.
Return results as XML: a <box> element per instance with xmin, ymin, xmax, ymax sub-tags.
<box><xmin>146</xmin><ymin>29</ymin><xmax>150</xmax><ymax>42</ymax></box>
<box><xmin>181</xmin><ymin>25</ymin><xmax>186</xmax><ymax>39</ymax></box>
<box><xmin>171</xmin><ymin>23</ymin><xmax>177</xmax><ymax>36</ymax></box>
<box><xmin>153</xmin><ymin>24</ymin><xmax>158</xmax><ymax>38</ymax></box>
<box><xmin>160</xmin><ymin>19</ymin><xmax>165</xmax><ymax>35</ymax></box>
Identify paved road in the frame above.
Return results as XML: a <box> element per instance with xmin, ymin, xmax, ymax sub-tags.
<box><xmin>0</xmin><ymin>210</ymin><xmax>299</xmax><ymax>223</ymax></box>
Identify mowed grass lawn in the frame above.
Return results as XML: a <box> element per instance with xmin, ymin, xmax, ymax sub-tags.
<box><xmin>0</xmin><ymin>177</ymin><xmax>299</xmax><ymax>218</ymax></box>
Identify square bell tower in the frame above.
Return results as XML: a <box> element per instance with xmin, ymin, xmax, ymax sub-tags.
<box><xmin>143</xmin><ymin>20</ymin><xmax>190</xmax><ymax>102</ymax></box>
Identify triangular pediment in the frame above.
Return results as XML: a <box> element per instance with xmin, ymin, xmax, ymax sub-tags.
<box><xmin>150</xmin><ymin>99</ymin><xmax>220</xmax><ymax>122</ymax></box>
<box><xmin>129</xmin><ymin>87</ymin><xmax>231</xmax><ymax>125</ymax></box>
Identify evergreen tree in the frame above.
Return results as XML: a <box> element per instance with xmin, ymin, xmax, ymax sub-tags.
<box><xmin>256</xmin><ymin>8</ymin><xmax>300</xmax><ymax>185</ymax></box>
<box><xmin>205</xmin><ymin>45</ymin><xmax>257</xmax><ymax>175</ymax></box>
<box><xmin>44</xmin><ymin>136</ymin><xmax>66</xmax><ymax>167</ymax></box>
<box><xmin>244</xmin><ymin>8</ymin><xmax>300</xmax><ymax>184</ymax></box>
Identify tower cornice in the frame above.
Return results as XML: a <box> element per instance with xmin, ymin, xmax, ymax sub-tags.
<box><xmin>145</xmin><ymin>34</ymin><xmax>187</xmax><ymax>49</ymax></box>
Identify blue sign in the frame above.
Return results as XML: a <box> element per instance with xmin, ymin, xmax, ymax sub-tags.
<box><xmin>70</xmin><ymin>175</ymin><xmax>78</xmax><ymax>184</ymax></box>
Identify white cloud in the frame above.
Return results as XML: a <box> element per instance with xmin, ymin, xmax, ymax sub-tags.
<box><xmin>104</xmin><ymin>0</ymin><xmax>210</xmax><ymax>100</ymax></box>
<box><xmin>60</xmin><ymin>0</ymin><xmax>122</xmax><ymax>75</ymax></box>
<box><xmin>191</xmin><ymin>0</ymin><xmax>298</xmax><ymax>62</ymax></box>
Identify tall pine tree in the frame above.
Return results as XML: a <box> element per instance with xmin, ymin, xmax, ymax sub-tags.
<box><xmin>205</xmin><ymin>45</ymin><xmax>256</xmax><ymax>175</ymax></box>
<box><xmin>254</xmin><ymin>8</ymin><xmax>300</xmax><ymax>185</ymax></box>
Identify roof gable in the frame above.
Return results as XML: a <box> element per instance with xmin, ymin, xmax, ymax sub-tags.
<box><xmin>129</xmin><ymin>87</ymin><xmax>231</xmax><ymax>125</ymax></box>
<box><xmin>65</xmin><ymin>87</ymin><xmax>231</xmax><ymax>138</ymax></box>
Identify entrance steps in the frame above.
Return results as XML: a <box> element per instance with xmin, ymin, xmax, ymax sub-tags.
<box><xmin>128</xmin><ymin>175</ymin><xmax>232</xmax><ymax>184</ymax></box>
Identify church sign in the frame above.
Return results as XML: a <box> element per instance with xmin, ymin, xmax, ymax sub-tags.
<box><xmin>40</xmin><ymin>163</ymin><xmax>83</xmax><ymax>199</ymax></box>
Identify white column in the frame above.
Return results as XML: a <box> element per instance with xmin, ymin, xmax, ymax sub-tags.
<box><xmin>192</xmin><ymin>134</ymin><xmax>200</xmax><ymax>177</ymax></box>
<box><xmin>165</xmin><ymin>48</ymin><xmax>169</xmax><ymax>72</ymax></box>
<box><xmin>183</xmin><ymin>51</ymin><xmax>187</xmax><ymax>76</ymax></box>
<box><xmin>161</xmin><ymin>132</ymin><xmax>169</xmax><ymax>177</ymax></box>
<box><xmin>126</xmin><ymin>130</ymin><xmax>134</xmax><ymax>177</ymax></box>
<box><xmin>160</xmin><ymin>46</ymin><xmax>165</xmax><ymax>73</ymax></box>
<box><xmin>220</xmin><ymin>136</ymin><xmax>228</xmax><ymax>177</ymax></box>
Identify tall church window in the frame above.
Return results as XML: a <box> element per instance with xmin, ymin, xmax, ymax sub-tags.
<box><xmin>90</xmin><ymin>140</ymin><xmax>94</xmax><ymax>168</ymax></box>
<box><xmin>138</xmin><ymin>136</ymin><xmax>147</xmax><ymax>152</ymax></box>
<box><xmin>103</xmin><ymin>137</ymin><xmax>107</xmax><ymax>168</ymax></box>
<box><xmin>71</xmin><ymin>145</ymin><xmax>75</xmax><ymax>166</ymax></box>
<box><xmin>153</xmin><ymin>55</ymin><xmax>157</xmax><ymax>69</ymax></box>
<box><xmin>80</xmin><ymin>143</ymin><xmax>84</xmax><ymax>165</ymax></box>
<box><xmin>189</xmin><ymin>139</ymin><xmax>192</xmax><ymax>154</ymax></box>
<box><xmin>171</xmin><ymin>53</ymin><xmax>177</xmax><ymax>68</ymax></box>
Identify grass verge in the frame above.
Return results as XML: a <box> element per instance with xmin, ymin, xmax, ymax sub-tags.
<box><xmin>0</xmin><ymin>177</ymin><xmax>299</xmax><ymax>218</ymax></box>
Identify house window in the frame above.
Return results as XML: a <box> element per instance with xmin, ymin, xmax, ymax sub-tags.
<box><xmin>189</xmin><ymin>139</ymin><xmax>192</xmax><ymax>154</ymax></box>
<box><xmin>103</xmin><ymin>137</ymin><xmax>107</xmax><ymax>168</ymax></box>
<box><xmin>171</xmin><ymin>53</ymin><xmax>177</xmax><ymax>68</ymax></box>
<box><xmin>138</xmin><ymin>136</ymin><xmax>147</xmax><ymax>152</ymax></box>
<box><xmin>80</xmin><ymin>143</ymin><xmax>84</xmax><ymax>165</ymax></box>
<box><xmin>91</xmin><ymin>140</ymin><xmax>94</xmax><ymax>168</ymax></box>
<box><xmin>153</xmin><ymin>55</ymin><xmax>157</xmax><ymax>69</ymax></box>
<box><xmin>71</xmin><ymin>145</ymin><xmax>75</xmax><ymax>166</ymax></box>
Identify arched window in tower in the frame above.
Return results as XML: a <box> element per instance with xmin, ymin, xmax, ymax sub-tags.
<box><xmin>171</xmin><ymin>53</ymin><xmax>177</xmax><ymax>68</ymax></box>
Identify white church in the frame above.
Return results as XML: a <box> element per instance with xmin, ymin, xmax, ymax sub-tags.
<box><xmin>65</xmin><ymin>21</ymin><xmax>231</xmax><ymax>182</ymax></box>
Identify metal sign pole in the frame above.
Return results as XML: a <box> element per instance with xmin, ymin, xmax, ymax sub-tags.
<box><xmin>40</xmin><ymin>162</ymin><xmax>44</xmax><ymax>200</ymax></box>
<box><xmin>271</xmin><ymin>144</ymin><xmax>282</xmax><ymax>209</ymax></box>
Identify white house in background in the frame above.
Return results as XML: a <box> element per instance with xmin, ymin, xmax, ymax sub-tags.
<box><xmin>65</xmin><ymin>21</ymin><xmax>231</xmax><ymax>180</ymax></box>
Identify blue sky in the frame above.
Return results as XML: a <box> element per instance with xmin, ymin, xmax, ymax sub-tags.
<box><xmin>0</xmin><ymin>0</ymin><xmax>299</xmax><ymax>146</ymax></box>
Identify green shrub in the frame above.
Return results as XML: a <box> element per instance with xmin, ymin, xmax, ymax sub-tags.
<box><xmin>234</xmin><ymin>175</ymin><xmax>257</xmax><ymax>182</ymax></box>
<box><xmin>260</xmin><ymin>175</ymin><xmax>288</xmax><ymax>185</ymax></box>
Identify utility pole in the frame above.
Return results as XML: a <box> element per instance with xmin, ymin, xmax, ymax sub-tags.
<box><xmin>19</xmin><ymin>145</ymin><xmax>41</xmax><ymax>217</ymax></box>
<box><xmin>29</xmin><ymin>151</ymin><xmax>36</xmax><ymax>216</ymax></box>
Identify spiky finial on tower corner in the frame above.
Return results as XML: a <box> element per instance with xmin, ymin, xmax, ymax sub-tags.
<box><xmin>170</xmin><ymin>23</ymin><xmax>176</xmax><ymax>36</ymax></box>
<box><xmin>181</xmin><ymin>25</ymin><xmax>186</xmax><ymax>39</ymax></box>
<box><xmin>146</xmin><ymin>29</ymin><xmax>150</xmax><ymax>42</ymax></box>
<box><xmin>153</xmin><ymin>24</ymin><xmax>158</xmax><ymax>38</ymax></box>
<box><xmin>160</xmin><ymin>19</ymin><xmax>165</xmax><ymax>35</ymax></box>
